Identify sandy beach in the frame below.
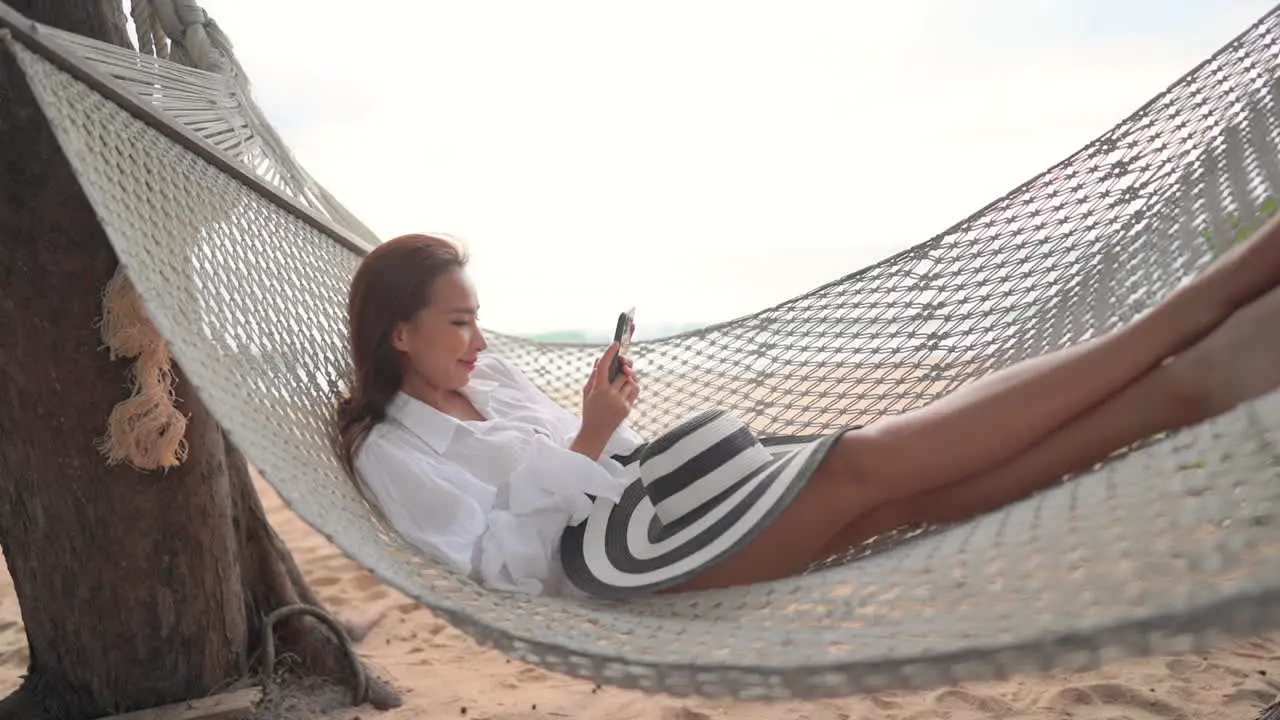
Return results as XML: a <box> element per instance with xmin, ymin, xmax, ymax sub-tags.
<box><xmin>1</xmin><ymin>472</ymin><xmax>1278</xmax><ymax>720</ymax></box>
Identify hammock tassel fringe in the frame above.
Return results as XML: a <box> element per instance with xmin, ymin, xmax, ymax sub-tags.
<box><xmin>96</xmin><ymin>267</ymin><xmax>188</xmax><ymax>470</ymax></box>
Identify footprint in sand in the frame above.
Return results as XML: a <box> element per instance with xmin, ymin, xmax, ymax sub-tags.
<box><xmin>1163</xmin><ymin>657</ymin><xmax>1207</xmax><ymax>676</ymax></box>
<box><xmin>393</xmin><ymin>601</ymin><xmax>423</xmax><ymax>616</ymax></box>
<box><xmin>866</xmin><ymin>693</ymin><xmax>902</xmax><ymax>711</ymax></box>
<box><xmin>1166</xmin><ymin>656</ymin><xmax>1250</xmax><ymax>682</ymax></box>
<box><xmin>1044</xmin><ymin>686</ymin><xmax>1097</xmax><ymax>707</ymax></box>
<box><xmin>1043</xmin><ymin>682</ymin><xmax>1186</xmax><ymax>718</ymax></box>
<box><xmin>399</xmin><ymin>645</ymin><xmax>434</xmax><ymax>667</ymax></box>
<box><xmin>930</xmin><ymin>688</ymin><xmax>1016</xmax><ymax>716</ymax></box>
<box><xmin>515</xmin><ymin>666</ymin><xmax>551</xmax><ymax>683</ymax></box>
<box><xmin>659</xmin><ymin>707</ymin><xmax>712</xmax><ymax>720</ymax></box>
<box><xmin>1232</xmin><ymin>637</ymin><xmax>1280</xmax><ymax>660</ymax></box>
<box><xmin>350</xmin><ymin>573</ymin><xmax>390</xmax><ymax>601</ymax></box>
<box><xmin>1224</xmin><ymin>687</ymin><xmax>1278</xmax><ymax>707</ymax></box>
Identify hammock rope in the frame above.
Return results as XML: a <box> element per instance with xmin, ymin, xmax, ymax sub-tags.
<box><xmin>2</xmin><ymin>0</ymin><xmax>1280</xmax><ymax>701</ymax></box>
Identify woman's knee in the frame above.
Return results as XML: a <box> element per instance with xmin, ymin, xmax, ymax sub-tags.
<box><xmin>662</xmin><ymin>461</ymin><xmax>867</xmax><ymax>592</ymax></box>
<box><xmin>824</xmin><ymin>425</ymin><xmax>904</xmax><ymax>512</ymax></box>
<box><xmin>661</xmin><ymin>433</ymin><xmax>896</xmax><ymax>593</ymax></box>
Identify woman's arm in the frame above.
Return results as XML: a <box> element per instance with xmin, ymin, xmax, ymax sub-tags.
<box><xmin>354</xmin><ymin>434</ymin><xmax>493</xmax><ymax>575</ymax></box>
<box><xmin>567</xmin><ymin>422</ymin><xmax>612</xmax><ymax>461</ymax></box>
<box><xmin>479</xmin><ymin>352</ymin><xmax>645</xmax><ymax>458</ymax></box>
<box><xmin>355</xmin><ymin>415</ymin><xmax>630</xmax><ymax>596</ymax></box>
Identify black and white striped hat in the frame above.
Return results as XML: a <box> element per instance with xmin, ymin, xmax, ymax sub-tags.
<box><xmin>560</xmin><ymin>408</ymin><xmax>848</xmax><ymax>599</ymax></box>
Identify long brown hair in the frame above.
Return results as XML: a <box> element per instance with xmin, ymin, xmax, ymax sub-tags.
<box><xmin>336</xmin><ymin>233</ymin><xmax>468</xmax><ymax>473</ymax></box>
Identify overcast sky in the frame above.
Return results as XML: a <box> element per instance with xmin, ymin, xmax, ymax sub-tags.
<box><xmin>189</xmin><ymin>0</ymin><xmax>1276</xmax><ymax>336</ymax></box>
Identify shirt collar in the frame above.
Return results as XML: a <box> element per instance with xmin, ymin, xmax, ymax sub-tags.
<box><xmin>386</xmin><ymin>392</ymin><xmax>458</xmax><ymax>453</ymax></box>
<box><xmin>461</xmin><ymin>377</ymin><xmax>497</xmax><ymax>415</ymax></box>
<box><xmin>385</xmin><ymin>378</ymin><xmax>499</xmax><ymax>453</ymax></box>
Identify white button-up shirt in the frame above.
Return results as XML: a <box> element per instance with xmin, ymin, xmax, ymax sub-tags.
<box><xmin>353</xmin><ymin>353</ymin><xmax>645</xmax><ymax>597</ymax></box>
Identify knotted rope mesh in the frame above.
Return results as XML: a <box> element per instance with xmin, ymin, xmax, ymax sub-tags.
<box><xmin>491</xmin><ymin>36</ymin><xmax>1280</xmax><ymax>440</ymax></box>
<box><xmin>4</xmin><ymin>3</ymin><xmax>1280</xmax><ymax>701</ymax></box>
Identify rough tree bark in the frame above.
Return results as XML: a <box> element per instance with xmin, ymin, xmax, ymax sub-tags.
<box><xmin>0</xmin><ymin>1</ymin><xmax>401</xmax><ymax>717</ymax></box>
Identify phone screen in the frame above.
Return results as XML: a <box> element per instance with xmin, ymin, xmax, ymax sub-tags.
<box><xmin>609</xmin><ymin>307</ymin><xmax>635</xmax><ymax>382</ymax></box>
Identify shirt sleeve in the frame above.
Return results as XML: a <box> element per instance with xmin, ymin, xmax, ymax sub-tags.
<box><xmin>353</xmin><ymin>426</ymin><xmax>495</xmax><ymax>578</ymax></box>
<box><xmin>480</xmin><ymin>435</ymin><xmax>629</xmax><ymax>595</ymax></box>
<box><xmin>355</xmin><ymin>420</ymin><xmax>630</xmax><ymax>597</ymax></box>
<box><xmin>481</xmin><ymin>353</ymin><xmax>647</xmax><ymax>454</ymax></box>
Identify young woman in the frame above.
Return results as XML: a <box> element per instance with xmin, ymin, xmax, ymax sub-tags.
<box><xmin>338</xmin><ymin>227</ymin><xmax>1280</xmax><ymax>599</ymax></box>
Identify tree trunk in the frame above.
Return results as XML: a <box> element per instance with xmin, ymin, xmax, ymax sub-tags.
<box><xmin>0</xmin><ymin>2</ymin><xmax>400</xmax><ymax>717</ymax></box>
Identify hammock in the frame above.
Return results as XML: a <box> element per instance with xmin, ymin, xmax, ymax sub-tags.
<box><xmin>4</xmin><ymin>0</ymin><xmax>1280</xmax><ymax>701</ymax></box>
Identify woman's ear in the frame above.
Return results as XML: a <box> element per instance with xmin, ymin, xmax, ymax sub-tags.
<box><xmin>389</xmin><ymin>321</ymin><xmax>409</xmax><ymax>353</ymax></box>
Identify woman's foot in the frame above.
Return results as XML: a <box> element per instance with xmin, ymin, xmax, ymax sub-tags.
<box><xmin>1166</xmin><ymin>283</ymin><xmax>1280</xmax><ymax>418</ymax></box>
<box><xmin>810</xmin><ymin>282</ymin><xmax>1280</xmax><ymax>565</ymax></box>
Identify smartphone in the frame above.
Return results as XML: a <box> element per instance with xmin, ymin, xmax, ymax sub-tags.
<box><xmin>609</xmin><ymin>307</ymin><xmax>635</xmax><ymax>382</ymax></box>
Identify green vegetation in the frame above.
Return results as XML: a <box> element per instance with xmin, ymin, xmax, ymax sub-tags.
<box><xmin>529</xmin><ymin>330</ymin><xmax>593</xmax><ymax>343</ymax></box>
<box><xmin>528</xmin><ymin>322</ymin><xmax>707</xmax><ymax>344</ymax></box>
<box><xmin>1201</xmin><ymin>194</ymin><xmax>1278</xmax><ymax>254</ymax></box>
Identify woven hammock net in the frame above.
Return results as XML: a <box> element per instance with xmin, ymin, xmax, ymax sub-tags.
<box><xmin>5</xmin><ymin>3</ymin><xmax>1280</xmax><ymax>701</ymax></box>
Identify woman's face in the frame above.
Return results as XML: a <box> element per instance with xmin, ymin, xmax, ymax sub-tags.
<box><xmin>391</xmin><ymin>267</ymin><xmax>488</xmax><ymax>395</ymax></box>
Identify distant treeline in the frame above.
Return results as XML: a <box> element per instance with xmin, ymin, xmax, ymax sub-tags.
<box><xmin>528</xmin><ymin>322</ymin><xmax>705</xmax><ymax>344</ymax></box>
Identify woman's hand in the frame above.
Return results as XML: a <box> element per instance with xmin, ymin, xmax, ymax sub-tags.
<box><xmin>571</xmin><ymin>343</ymin><xmax>640</xmax><ymax>459</ymax></box>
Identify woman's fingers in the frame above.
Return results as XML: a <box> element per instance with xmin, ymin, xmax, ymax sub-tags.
<box><xmin>611</xmin><ymin>375</ymin><xmax>639</xmax><ymax>404</ymax></box>
<box><xmin>595</xmin><ymin>343</ymin><xmax>620</xmax><ymax>384</ymax></box>
<box><xmin>610</xmin><ymin>372</ymin><xmax>628</xmax><ymax>392</ymax></box>
<box><xmin>601</xmin><ymin>353</ymin><xmax>639</xmax><ymax>403</ymax></box>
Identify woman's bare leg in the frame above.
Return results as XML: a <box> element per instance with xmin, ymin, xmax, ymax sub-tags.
<box><xmin>814</xmin><ymin>284</ymin><xmax>1280</xmax><ymax>559</ymax></box>
<box><xmin>668</xmin><ymin>281</ymin><xmax>1280</xmax><ymax>592</ymax></box>
<box><xmin>836</xmin><ymin>219</ymin><xmax>1280</xmax><ymax>512</ymax></box>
